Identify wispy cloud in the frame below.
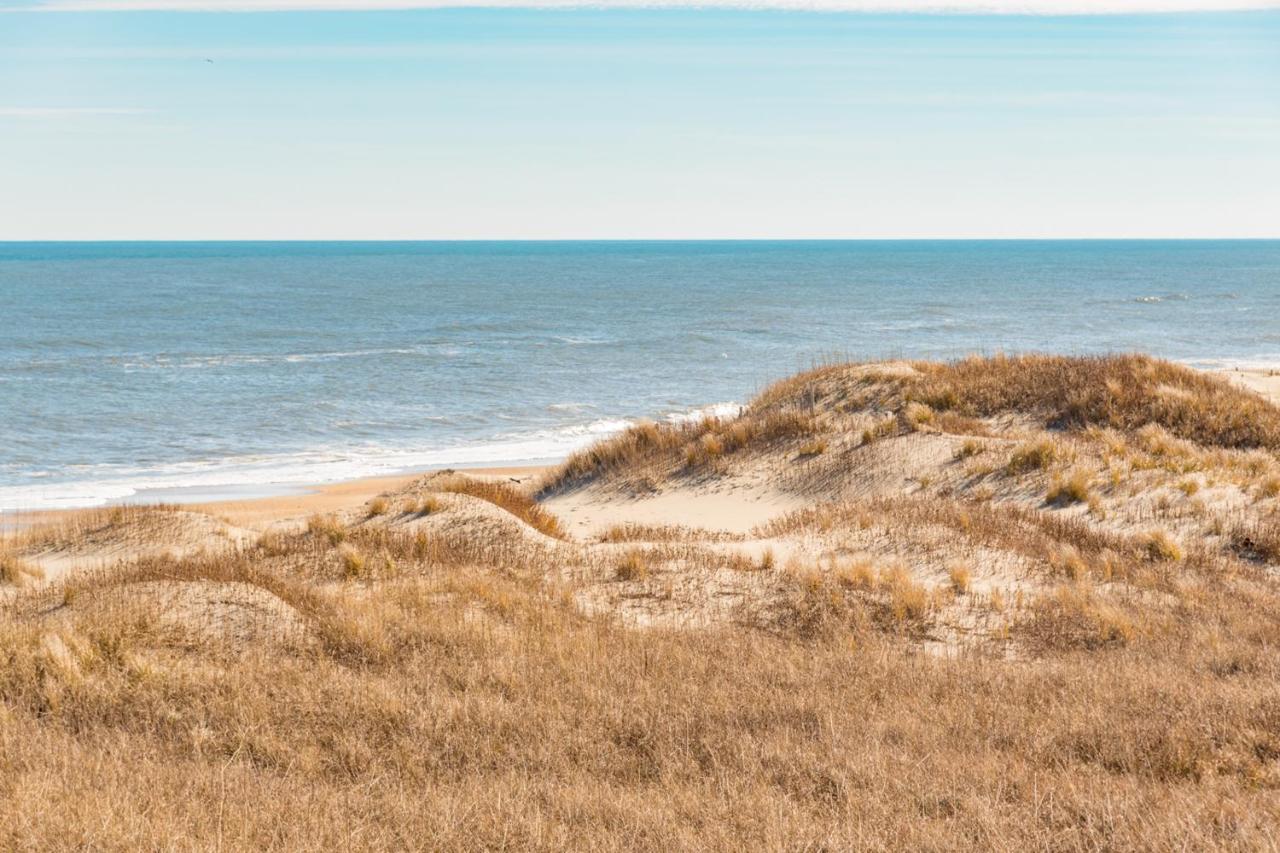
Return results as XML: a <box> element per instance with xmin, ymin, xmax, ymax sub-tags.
<box><xmin>3</xmin><ymin>0</ymin><xmax>1278</xmax><ymax>13</ymax></box>
<box><xmin>0</xmin><ymin>107</ymin><xmax>153</xmax><ymax>118</ymax></box>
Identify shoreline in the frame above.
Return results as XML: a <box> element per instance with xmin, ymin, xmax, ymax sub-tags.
<box><xmin>0</xmin><ymin>464</ymin><xmax>551</xmax><ymax>533</ymax></box>
<box><xmin>1221</xmin><ymin>365</ymin><xmax>1280</xmax><ymax>402</ymax></box>
<box><xmin>191</xmin><ymin>464</ymin><xmax>550</xmax><ymax>531</ymax></box>
<box><xmin>3</xmin><ymin>364</ymin><xmax>1277</xmax><ymax>532</ymax></box>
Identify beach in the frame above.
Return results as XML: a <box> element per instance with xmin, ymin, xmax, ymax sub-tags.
<box><xmin>5</xmin><ymin>353</ymin><xmax>1280</xmax><ymax>848</ymax></box>
<box><xmin>5</xmin><ymin>240</ymin><xmax>1280</xmax><ymax>517</ymax></box>
<box><xmin>5</xmin><ymin>364</ymin><xmax>1276</xmax><ymax>534</ymax></box>
<box><xmin>1225</xmin><ymin>365</ymin><xmax>1280</xmax><ymax>401</ymax></box>
<box><xmin>5</xmin><ymin>1</ymin><xmax>1278</xmax><ymax>845</ymax></box>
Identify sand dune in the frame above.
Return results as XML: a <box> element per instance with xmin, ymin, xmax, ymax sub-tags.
<box><xmin>7</xmin><ymin>505</ymin><xmax>256</xmax><ymax>583</ymax></box>
<box><xmin>3</xmin><ymin>354</ymin><xmax>1280</xmax><ymax>848</ymax></box>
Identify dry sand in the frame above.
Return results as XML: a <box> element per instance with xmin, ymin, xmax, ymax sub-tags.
<box><xmin>5</xmin><ymin>364</ymin><xmax>1277</xmax><ymax>551</ymax></box>
<box><xmin>1224</xmin><ymin>366</ymin><xmax>1280</xmax><ymax>404</ymax></box>
<box><xmin>6</xmin><ymin>354</ymin><xmax>1280</xmax><ymax>848</ymax></box>
<box><xmin>545</xmin><ymin>485</ymin><xmax>805</xmax><ymax>538</ymax></box>
<box><xmin>191</xmin><ymin>465</ymin><xmax>546</xmax><ymax>531</ymax></box>
<box><xmin>1</xmin><ymin>465</ymin><xmax>547</xmax><ymax>536</ymax></box>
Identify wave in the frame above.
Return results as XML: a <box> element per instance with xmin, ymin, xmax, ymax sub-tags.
<box><xmin>13</xmin><ymin>347</ymin><xmax>453</xmax><ymax>373</ymax></box>
<box><xmin>548</xmin><ymin>335</ymin><xmax>615</xmax><ymax>346</ymax></box>
<box><xmin>663</xmin><ymin>402</ymin><xmax>744</xmax><ymax>424</ymax></box>
<box><xmin>0</xmin><ymin>401</ymin><xmax>741</xmax><ymax>513</ymax></box>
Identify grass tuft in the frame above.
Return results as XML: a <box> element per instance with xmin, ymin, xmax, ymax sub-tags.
<box><xmin>435</xmin><ymin>475</ymin><xmax>567</xmax><ymax>540</ymax></box>
<box><xmin>615</xmin><ymin>549</ymin><xmax>650</xmax><ymax>582</ymax></box>
<box><xmin>0</xmin><ymin>554</ymin><xmax>43</xmax><ymax>587</ymax></box>
<box><xmin>307</xmin><ymin>514</ymin><xmax>347</xmax><ymax>545</ymax></box>
<box><xmin>1046</xmin><ymin>469</ymin><xmax>1092</xmax><ymax>506</ymax></box>
<box><xmin>1143</xmin><ymin>530</ymin><xmax>1184</xmax><ymax>562</ymax></box>
<box><xmin>797</xmin><ymin>439</ymin><xmax>827</xmax><ymax>458</ymax></box>
<box><xmin>339</xmin><ymin>544</ymin><xmax>368</xmax><ymax>579</ymax></box>
<box><xmin>1008</xmin><ymin>440</ymin><xmax>1060</xmax><ymax>475</ymax></box>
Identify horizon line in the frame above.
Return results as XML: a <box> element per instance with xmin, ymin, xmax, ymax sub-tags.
<box><xmin>4</xmin><ymin>237</ymin><xmax>1279</xmax><ymax>243</ymax></box>
<box><xmin>5</xmin><ymin>0</ymin><xmax>1280</xmax><ymax>13</ymax></box>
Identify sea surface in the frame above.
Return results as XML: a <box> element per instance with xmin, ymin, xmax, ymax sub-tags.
<box><xmin>2</xmin><ymin>240</ymin><xmax>1278</xmax><ymax>512</ymax></box>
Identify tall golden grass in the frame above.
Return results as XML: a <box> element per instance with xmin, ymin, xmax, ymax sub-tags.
<box><xmin>3</xmin><ymin>526</ymin><xmax>1279</xmax><ymax>849</ymax></box>
<box><xmin>540</xmin><ymin>353</ymin><xmax>1280</xmax><ymax>496</ymax></box>
<box><xmin>433</xmin><ymin>472</ymin><xmax>568</xmax><ymax>539</ymax></box>
<box><xmin>3</xmin><ymin>354</ymin><xmax>1280</xmax><ymax>849</ymax></box>
<box><xmin>909</xmin><ymin>353</ymin><xmax>1280</xmax><ymax>450</ymax></box>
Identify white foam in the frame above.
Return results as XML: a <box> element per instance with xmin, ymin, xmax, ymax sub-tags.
<box><xmin>663</xmin><ymin>402</ymin><xmax>744</xmax><ymax>425</ymax></box>
<box><xmin>0</xmin><ymin>401</ymin><xmax>742</xmax><ymax>513</ymax></box>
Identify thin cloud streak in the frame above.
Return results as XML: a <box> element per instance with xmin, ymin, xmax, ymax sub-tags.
<box><xmin>4</xmin><ymin>0</ymin><xmax>1279</xmax><ymax>13</ymax></box>
<box><xmin>0</xmin><ymin>107</ymin><xmax>153</xmax><ymax>117</ymax></box>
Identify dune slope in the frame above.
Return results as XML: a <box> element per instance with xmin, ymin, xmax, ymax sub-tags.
<box><xmin>2</xmin><ymin>354</ymin><xmax>1280</xmax><ymax>850</ymax></box>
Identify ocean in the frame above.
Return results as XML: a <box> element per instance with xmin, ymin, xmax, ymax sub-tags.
<box><xmin>2</xmin><ymin>240</ymin><xmax>1278</xmax><ymax>512</ymax></box>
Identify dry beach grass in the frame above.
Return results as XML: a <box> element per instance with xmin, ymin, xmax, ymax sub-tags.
<box><xmin>3</xmin><ymin>355</ymin><xmax>1280</xmax><ymax>850</ymax></box>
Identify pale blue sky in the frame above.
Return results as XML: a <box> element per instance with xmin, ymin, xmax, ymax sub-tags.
<box><xmin>1</xmin><ymin>5</ymin><xmax>1277</xmax><ymax>238</ymax></box>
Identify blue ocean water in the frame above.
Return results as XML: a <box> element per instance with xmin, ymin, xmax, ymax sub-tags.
<box><xmin>2</xmin><ymin>240</ymin><xmax>1278</xmax><ymax>512</ymax></box>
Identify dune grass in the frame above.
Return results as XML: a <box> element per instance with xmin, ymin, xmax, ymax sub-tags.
<box><xmin>0</xmin><ymin>553</ymin><xmax>43</xmax><ymax>586</ymax></box>
<box><xmin>3</xmin><ymin>522</ymin><xmax>1278</xmax><ymax>849</ymax></box>
<box><xmin>3</xmin><ymin>353</ymin><xmax>1280</xmax><ymax>849</ymax></box>
<box><xmin>541</xmin><ymin>354</ymin><xmax>1280</xmax><ymax>497</ymax></box>
<box><xmin>539</xmin><ymin>410</ymin><xmax>815</xmax><ymax>494</ymax></box>
<box><xmin>909</xmin><ymin>353</ymin><xmax>1280</xmax><ymax>451</ymax></box>
<box><xmin>433</xmin><ymin>473</ymin><xmax>568</xmax><ymax>540</ymax></box>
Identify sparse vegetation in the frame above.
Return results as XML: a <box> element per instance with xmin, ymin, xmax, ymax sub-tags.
<box><xmin>307</xmin><ymin>513</ymin><xmax>347</xmax><ymax>545</ymax></box>
<box><xmin>402</xmin><ymin>494</ymin><xmax>443</xmax><ymax>516</ymax></box>
<box><xmin>1046</xmin><ymin>468</ymin><xmax>1092</xmax><ymax>506</ymax></box>
<box><xmin>1007</xmin><ymin>439</ymin><xmax>1060</xmax><ymax>474</ymax></box>
<box><xmin>1143</xmin><ymin>529</ymin><xmax>1184</xmax><ymax>562</ymax></box>
<box><xmin>0</xmin><ymin>553</ymin><xmax>43</xmax><ymax>586</ymax></box>
<box><xmin>797</xmin><ymin>438</ymin><xmax>827</xmax><ymax>457</ymax></box>
<box><xmin>339</xmin><ymin>543</ymin><xmax>367</xmax><ymax>578</ymax></box>
<box><xmin>4</xmin><ymin>354</ymin><xmax>1280</xmax><ymax>849</ymax></box>
<box><xmin>435</xmin><ymin>473</ymin><xmax>567</xmax><ymax>539</ymax></box>
<box><xmin>860</xmin><ymin>415</ymin><xmax>898</xmax><ymax>446</ymax></box>
<box><xmin>597</xmin><ymin>522</ymin><xmax>742</xmax><ymax>544</ymax></box>
<box><xmin>615</xmin><ymin>548</ymin><xmax>650</xmax><ymax>581</ymax></box>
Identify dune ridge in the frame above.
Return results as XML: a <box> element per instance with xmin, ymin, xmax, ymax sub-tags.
<box><xmin>2</xmin><ymin>354</ymin><xmax>1280</xmax><ymax>849</ymax></box>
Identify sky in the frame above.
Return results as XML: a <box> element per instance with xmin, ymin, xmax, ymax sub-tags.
<box><xmin>1</xmin><ymin>2</ymin><xmax>1277</xmax><ymax>238</ymax></box>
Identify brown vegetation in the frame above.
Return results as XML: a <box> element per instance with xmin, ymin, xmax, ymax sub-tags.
<box><xmin>4</xmin><ymin>354</ymin><xmax>1280</xmax><ymax>849</ymax></box>
<box><xmin>433</xmin><ymin>472</ymin><xmax>567</xmax><ymax>539</ymax></box>
<box><xmin>0</xmin><ymin>553</ymin><xmax>43</xmax><ymax>586</ymax></box>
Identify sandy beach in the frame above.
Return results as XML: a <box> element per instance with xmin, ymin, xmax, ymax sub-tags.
<box><xmin>189</xmin><ymin>465</ymin><xmax>549</xmax><ymax>530</ymax></box>
<box><xmin>6</xmin><ymin>365</ymin><xmax>1276</xmax><ymax>537</ymax></box>
<box><xmin>1224</xmin><ymin>365</ymin><xmax>1280</xmax><ymax>402</ymax></box>
<box><xmin>5</xmin><ymin>2</ymin><xmax>1277</xmax><ymax>844</ymax></box>
<box><xmin>5</xmin><ymin>354</ymin><xmax>1280</xmax><ymax>848</ymax></box>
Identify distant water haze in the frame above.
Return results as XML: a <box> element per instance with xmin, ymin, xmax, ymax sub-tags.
<box><xmin>2</xmin><ymin>240</ymin><xmax>1278</xmax><ymax>511</ymax></box>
